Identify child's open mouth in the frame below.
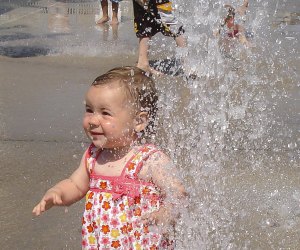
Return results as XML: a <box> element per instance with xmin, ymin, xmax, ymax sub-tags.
<box><xmin>90</xmin><ymin>132</ymin><xmax>104</xmax><ymax>136</ymax></box>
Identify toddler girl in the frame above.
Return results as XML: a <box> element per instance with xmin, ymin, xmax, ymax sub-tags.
<box><xmin>32</xmin><ymin>66</ymin><xmax>185</xmax><ymax>249</ymax></box>
<box><xmin>216</xmin><ymin>0</ymin><xmax>251</xmax><ymax>47</ymax></box>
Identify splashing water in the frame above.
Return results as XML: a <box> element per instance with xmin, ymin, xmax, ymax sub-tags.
<box><xmin>154</xmin><ymin>0</ymin><xmax>299</xmax><ymax>248</ymax></box>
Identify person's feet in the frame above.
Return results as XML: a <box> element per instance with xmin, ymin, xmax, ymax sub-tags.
<box><xmin>96</xmin><ymin>16</ymin><xmax>109</xmax><ymax>24</ymax></box>
<box><xmin>111</xmin><ymin>16</ymin><xmax>119</xmax><ymax>25</ymax></box>
<box><xmin>136</xmin><ymin>63</ymin><xmax>163</xmax><ymax>76</ymax></box>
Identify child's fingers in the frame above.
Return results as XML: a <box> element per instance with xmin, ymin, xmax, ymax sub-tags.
<box><xmin>44</xmin><ymin>193</ymin><xmax>63</xmax><ymax>209</ymax></box>
<box><xmin>33</xmin><ymin>192</ymin><xmax>63</xmax><ymax>216</ymax></box>
<box><xmin>32</xmin><ymin>205</ymin><xmax>39</xmax><ymax>216</ymax></box>
<box><xmin>141</xmin><ymin>208</ymin><xmax>169</xmax><ymax>226</ymax></box>
<box><xmin>39</xmin><ymin>200</ymin><xmax>47</xmax><ymax>213</ymax></box>
<box><xmin>32</xmin><ymin>200</ymin><xmax>46</xmax><ymax>216</ymax></box>
<box><xmin>43</xmin><ymin>195</ymin><xmax>57</xmax><ymax>210</ymax></box>
<box><xmin>141</xmin><ymin>214</ymin><xmax>156</xmax><ymax>225</ymax></box>
<box><xmin>54</xmin><ymin>195</ymin><xmax>63</xmax><ymax>205</ymax></box>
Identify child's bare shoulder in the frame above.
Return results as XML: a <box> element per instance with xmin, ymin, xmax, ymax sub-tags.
<box><xmin>139</xmin><ymin>148</ymin><xmax>175</xmax><ymax>179</ymax></box>
<box><xmin>148</xmin><ymin>150</ymin><xmax>172</xmax><ymax>166</ymax></box>
<box><xmin>141</xmin><ymin>148</ymin><xmax>186</xmax><ymax>195</ymax></box>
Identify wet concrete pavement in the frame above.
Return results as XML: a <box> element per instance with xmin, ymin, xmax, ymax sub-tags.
<box><xmin>0</xmin><ymin>0</ymin><xmax>137</xmax><ymax>58</ymax></box>
<box><xmin>0</xmin><ymin>1</ymin><xmax>138</xmax><ymax>249</ymax></box>
<box><xmin>0</xmin><ymin>53</ymin><xmax>138</xmax><ymax>250</ymax></box>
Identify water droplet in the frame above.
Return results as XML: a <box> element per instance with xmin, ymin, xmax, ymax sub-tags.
<box><xmin>287</xmin><ymin>142</ymin><xmax>297</xmax><ymax>149</ymax></box>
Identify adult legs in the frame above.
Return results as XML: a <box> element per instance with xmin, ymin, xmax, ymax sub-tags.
<box><xmin>111</xmin><ymin>2</ymin><xmax>119</xmax><ymax>24</ymax></box>
<box><xmin>137</xmin><ymin>37</ymin><xmax>151</xmax><ymax>71</ymax></box>
<box><xmin>136</xmin><ymin>37</ymin><xmax>162</xmax><ymax>74</ymax></box>
<box><xmin>96</xmin><ymin>0</ymin><xmax>109</xmax><ymax>24</ymax></box>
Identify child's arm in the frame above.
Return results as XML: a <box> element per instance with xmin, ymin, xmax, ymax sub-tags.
<box><xmin>139</xmin><ymin>151</ymin><xmax>187</xmax><ymax>228</ymax></box>
<box><xmin>224</xmin><ymin>4</ymin><xmax>234</xmax><ymax>10</ymax></box>
<box><xmin>235</xmin><ymin>24</ymin><xmax>251</xmax><ymax>47</ymax></box>
<box><xmin>236</xmin><ymin>0</ymin><xmax>249</xmax><ymax>16</ymax></box>
<box><xmin>32</xmin><ymin>150</ymin><xmax>90</xmax><ymax>216</ymax></box>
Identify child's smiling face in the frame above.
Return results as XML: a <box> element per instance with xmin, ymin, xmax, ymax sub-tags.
<box><xmin>83</xmin><ymin>82</ymin><xmax>138</xmax><ymax>149</ymax></box>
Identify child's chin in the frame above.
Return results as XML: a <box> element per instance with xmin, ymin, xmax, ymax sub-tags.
<box><xmin>93</xmin><ymin>143</ymin><xmax>104</xmax><ymax>149</ymax></box>
<box><xmin>91</xmin><ymin>139</ymin><xmax>107</xmax><ymax>149</ymax></box>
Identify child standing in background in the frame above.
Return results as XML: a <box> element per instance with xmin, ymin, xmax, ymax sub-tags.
<box><xmin>133</xmin><ymin>0</ymin><xmax>186</xmax><ymax>74</ymax></box>
<box><xmin>216</xmin><ymin>0</ymin><xmax>251</xmax><ymax>47</ymax></box>
<box><xmin>96</xmin><ymin>0</ymin><xmax>122</xmax><ymax>24</ymax></box>
<box><xmin>32</xmin><ymin>66</ymin><xmax>186</xmax><ymax>249</ymax></box>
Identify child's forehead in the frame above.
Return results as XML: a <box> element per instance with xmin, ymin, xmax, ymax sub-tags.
<box><xmin>90</xmin><ymin>80</ymin><xmax>125</xmax><ymax>93</ymax></box>
<box><xmin>87</xmin><ymin>81</ymin><xmax>137</xmax><ymax>105</ymax></box>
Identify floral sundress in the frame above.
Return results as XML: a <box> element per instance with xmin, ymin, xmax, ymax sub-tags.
<box><xmin>81</xmin><ymin>144</ymin><xmax>172</xmax><ymax>249</ymax></box>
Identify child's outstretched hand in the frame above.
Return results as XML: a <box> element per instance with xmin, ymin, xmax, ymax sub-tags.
<box><xmin>139</xmin><ymin>151</ymin><xmax>187</xmax><ymax>232</ymax></box>
<box><xmin>32</xmin><ymin>188</ymin><xmax>63</xmax><ymax>216</ymax></box>
<box><xmin>141</xmin><ymin>206</ymin><xmax>175</xmax><ymax>229</ymax></box>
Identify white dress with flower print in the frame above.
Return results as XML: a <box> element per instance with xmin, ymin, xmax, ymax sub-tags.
<box><xmin>81</xmin><ymin>144</ymin><xmax>172</xmax><ymax>250</ymax></box>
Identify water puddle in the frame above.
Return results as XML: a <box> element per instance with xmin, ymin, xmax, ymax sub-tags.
<box><xmin>0</xmin><ymin>0</ymin><xmax>136</xmax><ymax>57</ymax></box>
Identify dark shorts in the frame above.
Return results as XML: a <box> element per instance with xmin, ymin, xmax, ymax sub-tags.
<box><xmin>133</xmin><ymin>0</ymin><xmax>184</xmax><ymax>38</ymax></box>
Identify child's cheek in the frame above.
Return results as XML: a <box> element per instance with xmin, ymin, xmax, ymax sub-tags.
<box><xmin>82</xmin><ymin>118</ymin><xmax>89</xmax><ymax>130</ymax></box>
<box><xmin>103</xmin><ymin>120</ymin><xmax>113</xmax><ymax>126</ymax></box>
<box><xmin>104</xmin><ymin>121</ymin><xmax>117</xmax><ymax>133</ymax></box>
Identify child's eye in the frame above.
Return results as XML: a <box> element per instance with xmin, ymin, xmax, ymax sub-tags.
<box><xmin>85</xmin><ymin>108</ymin><xmax>93</xmax><ymax>113</ymax></box>
<box><xmin>102</xmin><ymin>111</ymin><xmax>111</xmax><ymax>116</ymax></box>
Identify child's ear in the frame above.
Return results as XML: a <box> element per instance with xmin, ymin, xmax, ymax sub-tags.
<box><xmin>134</xmin><ymin>112</ymin><xmax>149</xmax><ymax>133</ymax></box>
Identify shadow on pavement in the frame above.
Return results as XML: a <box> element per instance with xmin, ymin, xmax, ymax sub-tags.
<box><xmin>0</xmin><ymin>45</ymin><xmax>50</xmax><ymax>58</ymax></box>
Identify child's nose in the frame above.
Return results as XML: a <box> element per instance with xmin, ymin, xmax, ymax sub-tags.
<box><xmin>89</xmin><ymin>114</ymin><xmax>101</xmax><ymax>127</ymax></box>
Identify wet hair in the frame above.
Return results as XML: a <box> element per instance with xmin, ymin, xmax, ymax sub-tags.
<box><xmin>227</xmin><ymin>7</ymin><xmax>235</xmax><ymax>17</ymax></box>
<box><xmin>221</xmin><ymin>7</ymin><xmax>235</xmax><ymax>27</ymax></box>
<box><xmin>91</xmin><ymin>66</ymin><xmax>158</xmax><ymax>136</ymax></box>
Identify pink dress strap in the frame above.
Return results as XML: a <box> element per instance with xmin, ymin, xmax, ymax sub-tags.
<box><xmin>125</xmin><ymin>144</ymin><xmax>160</xmax><ymax>179</ymax></box>
<box><xmin>85</xmin><ymin>143</ymin><xmax>101</xmax><ymax>174</ymax></box>
<box><xmin>85</xmin><ymin>144</ymin><xmax>160</xmax><ymax>205</ymax></box>
<box><xmin>110</xmin><ymin>144</ymin><xmax>160</xmax><ymax>205</ymax></box>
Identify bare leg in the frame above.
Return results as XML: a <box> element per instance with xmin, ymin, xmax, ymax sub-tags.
<box><xmin>96</xmin><ymin>0</ymin><xmax>109</xmax><ymax>24</ymax></box>
<box><xmin>237</xmin><ymin>24</ymin><xmax>251</xmax><ymax>47</ymax></box>
<box><xmin>111</xmin><ymin>2</ymin><xmax>119</xmax><ymax>24</ymax></box>
<box><xmin>175</xmin><ymin>35</ymin><xmax>186</xmax><ymax>48</ymax></box>
<box><xmin>136</xmin><ymin>37</ymin><xmax>161</xmax><ymax>74</ymax></box>
<box><xmin>175</xmin><ymin>35</ymin><xmax>188</xmax><ymax>71</ymax></box>
<box><xmin>238</xmin><ymin>33</ymin><xmax>251</xmax><ymax>47</ymax></box>
<box><xmin>137</xmin><ymin>37</ymin><xmax>150</xmax><ymax>70</ymax></box>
